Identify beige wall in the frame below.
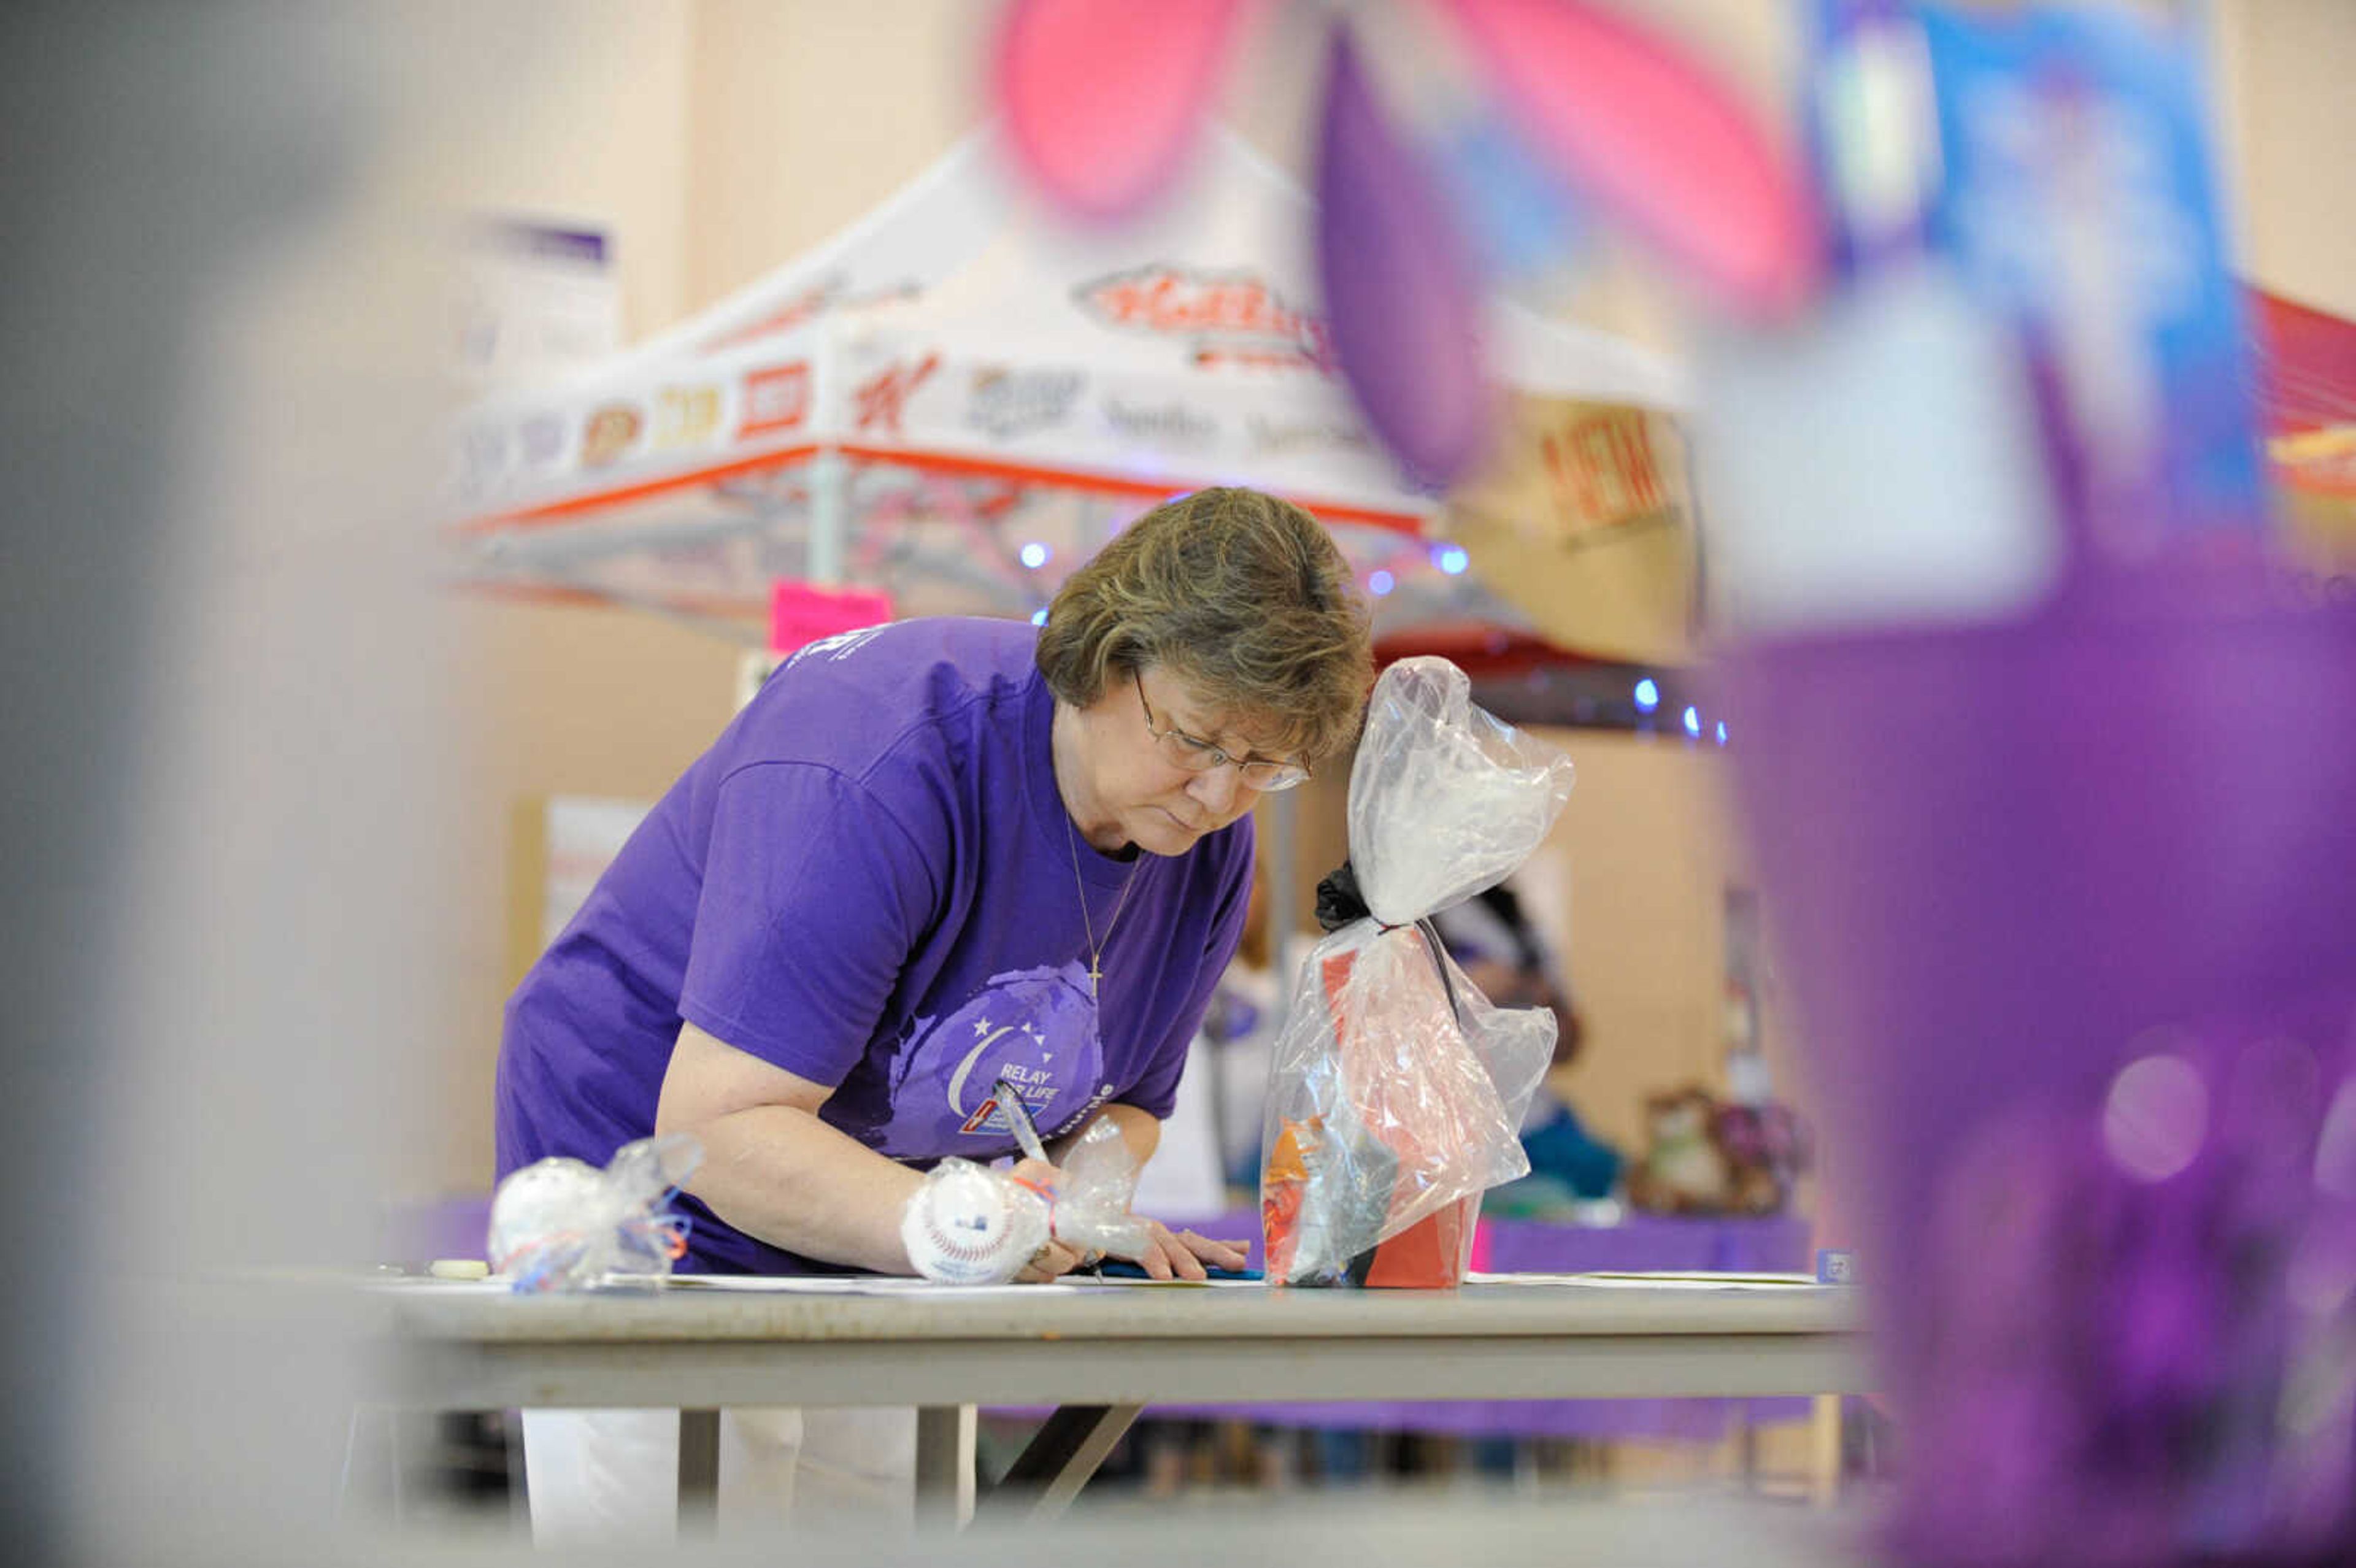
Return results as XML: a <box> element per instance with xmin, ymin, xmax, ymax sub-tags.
<box><xmin>683</xmin><ymin>0</ymin><xmax>987</xmax><ymax>310</ymax></box>
<box><xmin>445</xmin><ymin>0</ymin><xmax>695</xmax><ymax>340</ymax></box>
<box><xmin>2210</xmin><ymin>0</ymin><xmax>2356</xmax><ymax>318</ymax></box>
<box><xmin>1520</xmin><ymin>734</ymin><xmax>1757</xmax><ymax>1156</ymax></box>
<box><xmin>409</xmin><ymin>0</ymin><xmax>701</xmax><ymax>1195</ymax></box>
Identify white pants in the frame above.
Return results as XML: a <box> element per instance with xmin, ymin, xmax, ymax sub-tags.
<box><xmin>520</xmin><ymin>1406</ymin><xmax>917</xmax><ymax>1546</ymax></box>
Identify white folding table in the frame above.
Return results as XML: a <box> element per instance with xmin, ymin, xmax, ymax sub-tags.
<box><xmin>368</xmin><ymin>1274</ymin><xmax>1867</xmax><ymax>1524</ymax></box>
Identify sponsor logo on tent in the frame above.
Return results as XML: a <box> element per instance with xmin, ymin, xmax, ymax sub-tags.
<box><xmin>1247</xmin><ymin>412</ymin><xmax>1371</xmax><ymax>458</ymax></box>
<box><xmin>518</xmin><ymin>413</ymin><xmax>566</xmax><ymax>467</ymax></box>
<box><xmin>457</xmin><ymin>420</ymin><xmax>509</xmax><ymax>498</ymax></box>
<box><xmin>652</xmin><ymin>384</ymin><xmax>722</xmax><ymax>450</ymax></box>
<box><xmin>580</xmin><ymin>402</ymin><xmax>644</xmax><ymax>467</ymax></box>
<box><xmin>1100</xmin><ymin>396</ymin><xmax>1218</xmax><ymax>452</ymax></box>
<box><xmin>740</xmin><ymin>362</ymin><xmax>813</xmax><ymax>438</ymax></box>
<box><xmin>1074</xmin><ymin>265</ymin><xmax>1332</xmax><ymax>371</ymax></box>
<box><xmin>966</xmin><ymin>367</ymin><xmax>1084</xmax><ymax>441</ymax></box>
<box><xmin>1541</xmin><ymin>410</ymin><xmax>1671</xmax><ymax>534</ymax></box>
<box><xmin>853</xmin><ymin>353</ymin><xmax>941</xmax><ymax>437</ymax></box>
<box><xmin>1193</xmin><ymin>345</ymin><xmax>1328</xmax><ymax>372</ymax></box>
<box><xmin>456</xmin><ymin>411</ymin><xmax>571</xmax><ymax>501</ymax></box>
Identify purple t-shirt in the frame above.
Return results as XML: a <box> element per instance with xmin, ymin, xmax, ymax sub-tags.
<box><xmin>495</xmin><ymin>617</ymin><xmax>1253</xmax><ymax>1274</ymax></box>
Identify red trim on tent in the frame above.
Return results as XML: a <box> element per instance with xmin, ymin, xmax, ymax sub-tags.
<box><xmin>460</xmin><ymin>444</ymin><xmax>1430</xmax><ymax>540</ymax></box>
<box><xmin>463</xmin><ymin>445</ymin><xmax>822</xmax><ymax>533</ymax></box>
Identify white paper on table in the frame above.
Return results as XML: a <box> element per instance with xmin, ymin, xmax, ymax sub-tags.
<box><xmin>369</xmin><ymin>1277</ymin><xmax>515</xmax><ymax>1295</ymax></box>
<box><xmin>664</xmin><ymin>1272</ymin><xmax>1271</xmax><ymax>1294</ymax></box>
<box><xmin>1466</xmin><ymin>1271</ymin><xmax>1825</xmax><ymax>1290</ymax></box>
<box><xmin>1061</xmin><ymin>1274</ymin><xmax>1267</xmax><ymax>1288</ymax></box>
<box><xmin>664</xmin><ymin>1275</ymin><xmax>1063</xmax><ymax>1297</ymax></box>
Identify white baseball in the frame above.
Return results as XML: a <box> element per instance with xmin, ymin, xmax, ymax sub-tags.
<box><xmin>901</xmin><ymin>1163</ymin><xmax>1048</xmax><ymax>1285</ymax></box>
<box><xmin>487</xmin><ymin>1156</ymin><xmax>606</xmax><ymax>1274</ymax></box>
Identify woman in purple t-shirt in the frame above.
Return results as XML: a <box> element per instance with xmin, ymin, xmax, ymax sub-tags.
<box><xmin>501</xmin><ymin>485</ymin><xmax>1371</xmax><ymax>1279</ymax></box>
<box><xmin>496</xmin><ymin>487</ymin><xmax>1371</xmax><ymax>1539</ymax></box>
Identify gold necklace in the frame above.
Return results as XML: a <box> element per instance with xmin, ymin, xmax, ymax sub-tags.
<box><xmin>1063</xmin><ymin>814</ymin><xmax>1139</xmax><ymax>1001</ymax></box>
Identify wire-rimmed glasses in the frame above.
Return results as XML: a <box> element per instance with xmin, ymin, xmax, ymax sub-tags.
<box><xmin>1133</xmin><ymin>671</ymin><xmax>1309</xmax><ymax>792</ymax></box>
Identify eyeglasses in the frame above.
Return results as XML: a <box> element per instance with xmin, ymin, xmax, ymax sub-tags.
<box><xmin>1134</xmin><ymin>671</ymin><xmax>1310</xmax><ymax>792</ymax></box>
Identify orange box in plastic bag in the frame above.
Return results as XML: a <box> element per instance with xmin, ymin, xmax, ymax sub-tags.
<box><xmin>1262</xmin><ymin>938</ymin><xmax>1488</xmax><ymax>1288</ymax></box>
<box><xmin>1361</xmin><ymin>1194</ymin><xmax>1480</xmax><ymax>1288</ymax></box>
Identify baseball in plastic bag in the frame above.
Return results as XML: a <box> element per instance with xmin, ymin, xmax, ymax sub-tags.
<box><xmin>900</xmin><ymin>1120</ymin><xmax>1153</xmax><ymax>1283</ymax></box>
<box><xmin>488</xmin><ymin>1131</ymin><xmax>703</xmax><ymax>1292</ymax></box>
<box><xmin>899</xmin><ymin>1158</ymin><xmax>1053</xmax><ymax>1284</ymax></box>
<box><xmin>1262</xmin><ymin>657</ymin><xmax>1573</xmax><ymax>1285</ymax></box>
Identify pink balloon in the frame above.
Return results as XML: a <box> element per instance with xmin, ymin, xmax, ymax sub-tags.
<box><xmin>1438</xmin><ymin>0</ymin><xmax>1820</xmax><ymax>318</ymax></box>
<box><xmin>991</xmin><ymin>0</ymin><xmax>1249</xmax><ymax>222</ymax></box>
<box><xmin>1317</xmin><ymin>25</ymin><xmax>1493</xmax><ymax>491</ymax></box>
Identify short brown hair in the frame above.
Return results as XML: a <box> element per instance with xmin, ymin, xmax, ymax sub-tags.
<box><xmin>1035</xmin><ymin>488</ymin><xmax>1372</xmax><ymax>764</ymax></box>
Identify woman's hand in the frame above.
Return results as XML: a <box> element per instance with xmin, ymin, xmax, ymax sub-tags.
<box><xmin>1126</xmin><ymin>1220</ymin><xmax>1253</xmax><ymax>1282</ymax></box>
<box><xmin>1012</xmin><ymin>1237</ymin><xmax>1087</xmax><ymax>1283</ymax></box>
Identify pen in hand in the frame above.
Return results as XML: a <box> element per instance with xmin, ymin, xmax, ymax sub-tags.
<box><xmin>992</xmin><ymin>1076</ymin><xmax>1052</xmax><ymax>1166</ymax></box>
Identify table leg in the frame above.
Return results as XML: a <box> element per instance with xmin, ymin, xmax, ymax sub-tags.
<box><xmin>679</xmin><ymin>1408</ymin><xmax>720</xmax><ymax>1535</ymax></box>
<box><xmin>914</xmin><ymin>1404</ymin><xmax>975</xmax><ymax>1529</ymax></box>
<box><xmin>1809</xmin><ymin>1394</ymin><xmax>1842</xmax><ymax>1509</ymax></box>
<box><xmin>991</xmin><ymin>1404</ymin><xmax>1145</xmax><ymax>1520</ymax></box>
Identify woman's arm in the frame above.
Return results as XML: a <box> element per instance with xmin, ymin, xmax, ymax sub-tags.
<box><xmin>655</xmin><ymin>1020</ymin><xmax>1074</xmax><ymax>1277</ymax></box>
<box><xmin>1047</xmin><ymin>1101</ymin><xmax>1161</xmax><ymax>1168</ymax></box>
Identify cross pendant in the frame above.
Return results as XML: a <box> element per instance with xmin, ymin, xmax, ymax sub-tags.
<box><xmin>1087</xmin><ymin>956</ymin><xmax>1102</xmax><ymax>999</ymax></box>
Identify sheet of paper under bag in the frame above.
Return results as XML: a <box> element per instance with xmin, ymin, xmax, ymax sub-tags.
<box><xmin>1261</xmin><ymin>658</ymin><xmax>1574</xmax><ymax>1287</ymax></box>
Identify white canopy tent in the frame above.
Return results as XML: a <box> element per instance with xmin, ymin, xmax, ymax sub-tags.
<box><xmin>452</xmin><ymin>124</ymin><xmax>1691</xmax><ymax>655</ymax></box>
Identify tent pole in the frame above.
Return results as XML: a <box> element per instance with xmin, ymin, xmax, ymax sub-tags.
<box><xmin>808</xmin><ymin>445</ymin><xmax>849</xmax><ymax>586</ymax></box>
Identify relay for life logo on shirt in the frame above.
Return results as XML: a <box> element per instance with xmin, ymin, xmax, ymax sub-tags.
<box><xmin>886</xmin><ymin>961</ymin><xmax>1112</xmax><ymax>1150</ymax></box>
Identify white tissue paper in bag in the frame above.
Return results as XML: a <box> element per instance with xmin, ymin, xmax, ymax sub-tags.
<box><xmin>1349</xmin><ymin>656</ymin><xmax>1576</xmax><ymax>928</ymax></box>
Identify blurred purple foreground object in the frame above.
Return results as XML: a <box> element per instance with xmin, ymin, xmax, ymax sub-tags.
<box><xmin>1314</xmin><ymin>24</ymin><xmax>1492</xmax><ymax>494</ymax></box>
<box><xmin>1725</xmin><ymin>602</ymin><xmax>2356</xmax><ymax>1564</ymax></box>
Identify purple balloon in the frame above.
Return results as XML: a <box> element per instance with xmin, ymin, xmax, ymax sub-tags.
<box><xmin>1315</xmin><ymin>23</ymin><xmax>1493</xmax><ymax>493</ymax></box>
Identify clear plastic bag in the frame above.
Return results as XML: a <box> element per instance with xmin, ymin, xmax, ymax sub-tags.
<box><xmin>1347</xmin><ymin>658</ymin><xmax>1578</xmax><ymax>928</ymax></box>
<box><xmin>900</xmin><ymin>1158</ymin><xmax>1052</xmax><ymax>1284</ymax></box>
<box><xmin>1262</xmin><ymin>658</ymin><xmax>1574</xmax><ymax>1286</ymax></box>
<box><xmin>488</xmin><ymin>1132</ymin><xmax>703</xmax><ymax>1292</ymax></box>
<box><xmin>1050</xmin><ymin>1116</ymin><xmax>1154</xmax><ymax>1260</ymax></box>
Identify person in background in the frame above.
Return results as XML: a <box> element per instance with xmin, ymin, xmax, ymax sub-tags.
<box><xmin>1200</xmin><ymin>869</ymin><xmax>1285</xmax><ymax>1197</ymax></box>
<box><xmin>493</xmin><ymin>486</ymin><xmax>1373</xmax><ymax>1541</ymax></box>
<box><xmin>1432</xmin><ymin>879</ymin><xmax>1622</xmax><ymax>1201</ymax></box>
